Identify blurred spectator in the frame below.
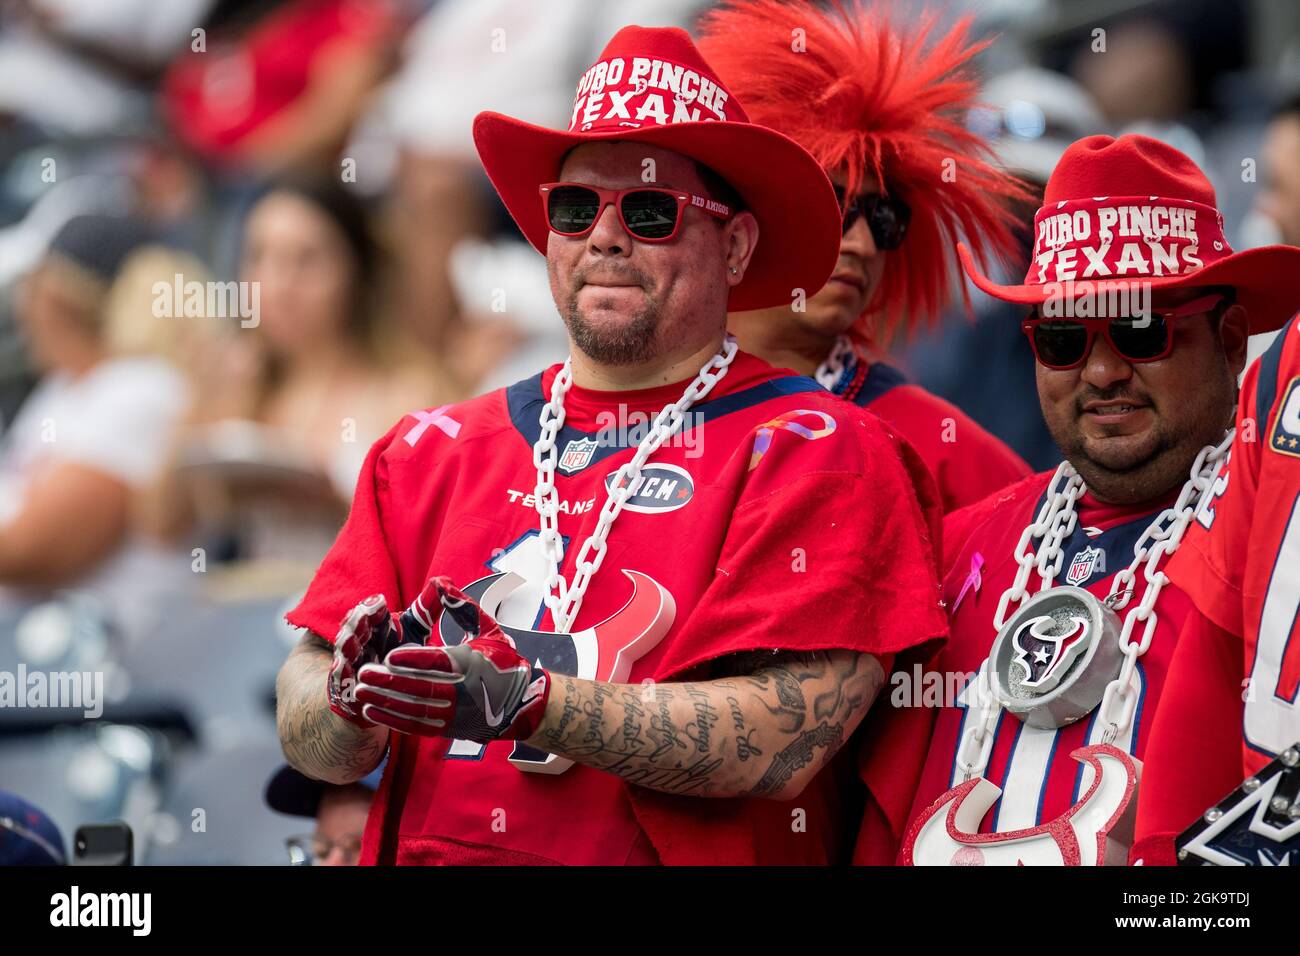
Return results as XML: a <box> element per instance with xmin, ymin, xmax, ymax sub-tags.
<box><xmin>1053</xmin><ymin>1</ymin><xmax>1249</xmax><ymax>133</ymax></box>
<box><xmin>145</xmin><ymin>178</ymin><xmax>439</xmax><ymax>568</ymax></box>
<box><xmin>1236</xmin><ymin>94</ymin><xmax>1300</xmax><ymax>365</ymax></box>
<box><xmin>0</xmin><ymin>791</ymin><xmax>66</xmax><ymax>865</ymax></box>
<box><xmin>161</xmin><ymin>0</ymin><xmax>412</xmax><ymax>179</ymax></box>
<box><xmin>902</xmin><ymin>68</ymin><xmax>1107</xmax><ymax>469</ymax></box>
<box><xmin>0</xmin><ymin>214</ymin><xmax>189</xmax><ymax>634</ymax></box>
<box><xmin>265</xmin><ymin>762</ymin><xmax>381</xmax><ymax>866</ymax></box>
<box><xmin>1071</xmin><ymin>18</ymin><xmax>1193</xmax><ymax>129</ymax></box>
<box><xmin>0</xmin><ymin>0</ymin><xmax>213</xmax><ymax>138</ymax></box>
<box><xmin>1258</xmin><ymin>96</ymin><xmax>1300</xmax><ymax>247</ymax></box>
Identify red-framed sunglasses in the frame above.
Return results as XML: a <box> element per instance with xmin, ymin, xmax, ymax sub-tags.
<box><xmin>1022</xmin><ymin>293</ymin><xmax>1226</xmax><ymax>370</ymax></box>
<box><xmin>539</xmin><ymin>182</ymin><xmax>731</xmax><ymax>242</ymax></box>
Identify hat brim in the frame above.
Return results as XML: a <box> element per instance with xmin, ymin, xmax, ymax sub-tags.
<box><xmin>472</xmin><ymin>112</ymin><xmax>843</xmax><ymax>313</ymax></box>
<box><xmin>265</xmin><ymin>764</ymin><xmax>325</xmax><ymax>818</ymax></box>
<box><xmin>958</xmin><ymin>241</ymin><xmax>1300</xmax><ymax>334</ymax></box>
<box><xmin>265</xmin><ymin>763</ymin><xmax>384</xmax><ymax>818</ymax></box>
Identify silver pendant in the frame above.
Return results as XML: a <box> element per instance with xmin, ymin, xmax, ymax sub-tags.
<box><xmin>989</xmin><ymin>586</ymin><xmax>1123</xmax><ymax>730</ymax></box>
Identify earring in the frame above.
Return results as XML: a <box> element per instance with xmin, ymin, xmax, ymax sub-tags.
<box><xmin>729</xmin><ymin>266</ymin><xmax>738</xmax><ymax>275</ymax></box>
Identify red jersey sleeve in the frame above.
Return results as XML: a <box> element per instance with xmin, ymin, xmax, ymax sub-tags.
<box><xmin>626</xmin><ymin>406</ymin><xmax>949</xmax><ymax>866</ymax></box>
<box><xmin>869</xmin><ymin>384</ymin><xmax>1032</xmax><ymax>514</ymax></box>
<box><xmin>648</xmin><ymin>416</ymin><xmax>948</xmax><ymax>679</ymax></box>
<box><xmin>285</xmin><ymin>419</ymin><xmax>407</xmax><ymax>643</ymax></box>
<box><xmin>1165</xmin><ymin>360</ymin><xmax>1262</xmax><ymax>637</ymax></box>
<box><xmin>1132</xmin><ymin>608</ymin><xmax>1246</xmax><ymax>865</ymax></box>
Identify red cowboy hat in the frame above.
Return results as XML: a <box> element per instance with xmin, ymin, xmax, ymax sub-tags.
<box><xmin>958</xmin><ymin>134</ymin><xmax>1300</xmax><ymax>333</ymax></box>
<box><xmin>472</xmin><ymin>25</ymin><xmax>842</xmax><ymax>312</ymax></box>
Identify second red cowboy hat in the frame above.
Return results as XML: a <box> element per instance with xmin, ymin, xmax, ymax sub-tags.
<box><xmin>472</xmin><ymin>25</ymin><xmax>843</xmax><ymax>313</ymax></box>
<box><xmin>959</xmin><ymin>134</ymin><xmax>1300</xmax><ymax>333</ymax></box>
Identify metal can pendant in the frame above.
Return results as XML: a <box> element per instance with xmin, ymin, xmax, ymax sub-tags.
<box><xmin>989</xmin><ymin>586</ymin><xmax>1124</xmax><ymax>730</ymax></box>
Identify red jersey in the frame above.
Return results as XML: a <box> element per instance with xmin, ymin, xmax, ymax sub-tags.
<box><xmin>287</xmin><ymin>350</ymin><xmax>946</xmax><ymax>866</ymax></box>
<box><xmin>844</xmin><ymin>361</ymin><xmax>1031</xmax><ymax>515</ymax></box>
<box><xmin>854</xmin><ymin>471</ymin><xmax>1195</xmax><ymax>864</ymax></box>
<box><xmin>1135</xmin><ymin>318</ymin><xmax>1300</xmax><ymax>864</ymax></box>
<box><xmin>162</xmin><ymin>0</ymin><xmax>402</xmax><ymax>167</ymax></box>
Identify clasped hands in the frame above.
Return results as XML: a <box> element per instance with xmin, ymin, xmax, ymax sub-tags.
<box><xmin>327</xmin><ymin>576</ymin><xmax>550</xmax><ymax>742</ymax></box>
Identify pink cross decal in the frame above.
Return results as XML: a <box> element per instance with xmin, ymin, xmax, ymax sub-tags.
<box><xmin>403</xmin><ymin>405</ymin><xmax>462</xmax><ymax>447</ymax></box>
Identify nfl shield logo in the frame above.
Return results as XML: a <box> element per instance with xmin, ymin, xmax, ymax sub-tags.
<box><xmin>1065</xmin><ymin>545</ymin><xmax>1106</xmax><ymax>586</ymax></box>
<box><xmin>558</xmin><ymin>438</ymin><xmax>598</xmax><ymax>475</ymax></box>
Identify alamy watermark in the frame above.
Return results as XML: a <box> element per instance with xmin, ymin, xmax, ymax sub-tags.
<box><xmin>889</xmin><ymin>662</ymin><xmax>987</xmax><ymax>710</ymax></box>
<box><xmin>1041</xmin><ymin>279</ymin><xmax>1153</xmax><ymax>325</ymax></box>
<box><xmin>0</xmin><ymin>665</ymin><xmax>103</xmax><ymax>718</ymax></box>
<box><xmin>151</xmin><ymin>274</ymin><xmax>260</xmax><ymax>328</ymax></box>
<box><xmin>593</xmin><ymin>406</ymin><xmax>706</xmax><ymax>458</ymax></box>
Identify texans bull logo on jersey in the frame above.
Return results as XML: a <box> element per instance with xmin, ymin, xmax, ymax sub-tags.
<box><xmin>902</xmin><ymin>745</ymin><xmax>1141</xmax><ymax>866</ymax></box>
<box><xmin>1011</xmin><ymin>614</ymin><xmax>1091</xmax><ymax>692</ymax></box>
<box><xmin>436</xmin><ymin>569</ymin><xmax>675</xmax><ymax>774</ymax></box>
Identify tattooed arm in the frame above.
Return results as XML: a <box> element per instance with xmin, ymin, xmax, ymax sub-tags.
<box><xmin>276</xmin><ymin>632</ymin><xmax>389</xmax><ymax>785</ymax></box>
<box><xmin>524</xmin><ymin>649</ymin><xmax>884</xmax><ymax>800</ymax></box>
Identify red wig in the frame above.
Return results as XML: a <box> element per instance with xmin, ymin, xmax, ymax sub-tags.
<box><xmin>698</xmin><ymin>0</ymin><xmax>1032</xmax><ymax>342</ymax></box>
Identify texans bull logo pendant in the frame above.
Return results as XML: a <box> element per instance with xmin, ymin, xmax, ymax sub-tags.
<box><xmin>990</xmin><ymin>586</ymin><xmax>1123</xmax><ymax>730</ymax></box>
<box><xmin>902</xmin><ymin>745</ymin><xmax>1141</xmax><ymax>865</ymax></box>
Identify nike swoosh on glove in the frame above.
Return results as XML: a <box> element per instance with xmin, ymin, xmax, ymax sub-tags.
<box><xmin>326</xmin><ymin>579</ymin><xmax>444</xmax><ymax>727</ymax></box>
<box><xmin>353</xmin><ymin>577</ymin><xmax>551</xmax><ymax>742</ymax></box>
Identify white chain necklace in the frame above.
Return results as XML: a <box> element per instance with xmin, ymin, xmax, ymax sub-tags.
<box><xmin>813</xmin><ymin>334</ymin><xmax>858</xmax><ymax>392</ymax></box>
<box><xmin>532</xmin><ymin>334</ymin><xmax>739</xmax><ymax>632</ymax></box>
<box><xmin>955</xmin><ymin>429</ymin><xmax>1234</xmax><ymax>781</ymax></box>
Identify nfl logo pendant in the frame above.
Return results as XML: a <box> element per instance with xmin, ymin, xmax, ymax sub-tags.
<box><xmin>989</xmin><ymin>586</ymin><xmax>1123</xmax><ymax>729</ymax></box>
<box><xmin>1065</xmin><ymin>545</ymin><xmax>1105</xmax><ymax>586</ymax></box>
<box><xmin>557</xmin><ymin>438</ymin><xmax>598</xmax><ymax>475</ymax></box>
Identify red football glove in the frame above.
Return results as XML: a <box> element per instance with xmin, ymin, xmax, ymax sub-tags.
<box><xmin>326</xmin><ymin>580</ymin><xmax>441</xmax><ymax>727</ymax></box>
<box><xmin>354</xmin><ymin>577</ymin><xmax>550</xmax><ymax>742</ymax></box>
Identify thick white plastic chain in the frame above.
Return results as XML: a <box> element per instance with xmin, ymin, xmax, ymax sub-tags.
<box><xmin>1095</xmin><ymin>429</ymin><xmax>1233</xmax><ymax>743</ymax></box>
<box><xmin>992</xmin><ymin>461</ymin><xmax>1083</xmax><ymax>632</ymax></box>
<box><xmin>813</xmin><ymin>334</ymin><xmax>857</xmax><ymax>391</ymax></box>
<box><xmin>956</xmin><ymin>430</ymin><xmax>1233</xmax><ymax>779</ymax></box>
<box><xmin>533</xmin><ymin>335</ymin><xmax>739</xmax><ymax>633</ymax></box>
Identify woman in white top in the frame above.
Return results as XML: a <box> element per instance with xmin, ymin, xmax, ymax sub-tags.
<box><xmin>0</xmin><ymin>215</ymin><xmax>189</xmax><ymax>636</ymax></box>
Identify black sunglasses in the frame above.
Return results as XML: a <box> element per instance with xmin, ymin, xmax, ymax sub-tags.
<box><xmin>1022</xmin><ymin>294</ymin><xmax>1225</xmax><ymax>370</ymax></box>
<box><xmin>833</xmin><ymin>185</ymin><xmax>911</xmax><ymax>249</ymax></box>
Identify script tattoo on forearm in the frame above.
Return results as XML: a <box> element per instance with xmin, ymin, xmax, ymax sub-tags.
<box><xmin>276</xmin><ymin>632</ymin><xmax>386</xmax><ymax>784</ymax></box>
<box><xmin>528</xmin><ymin>648</ymin><xmax>883</xmax><ymax>799</ymax></box>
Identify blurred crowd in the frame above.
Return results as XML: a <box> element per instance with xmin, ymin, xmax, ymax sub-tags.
<box><xmin>0</xmin><ymin>0</ymin><xmax>1298</xmax><ymax>864</ymax></box>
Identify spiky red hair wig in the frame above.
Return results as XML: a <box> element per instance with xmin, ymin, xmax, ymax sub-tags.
<box><xmin>697</xmin><ymin>0</ymin><xmax>1032</xmax><ymax>341</ymax></box>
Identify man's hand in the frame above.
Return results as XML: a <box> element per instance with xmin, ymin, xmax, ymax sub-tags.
<box><xmin>354</xmin><ymin>578</ymin><xmax>550</xmax><ymax>741</ymax></box>
<box><xmin>327</xmin><ymin>579</ymin><xmax>442</xmax><ymax>726</ymax></box>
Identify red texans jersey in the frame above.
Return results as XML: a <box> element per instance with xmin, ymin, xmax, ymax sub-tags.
<box><xmin>843</xmin><ymin>360</ymin><xmax>1031</xmax><ymax>515</ymax></box>
<box><xmin>853</xmin><ymin>471</ymin><xmax>1194</xmax><ymax>864</ymax></box>
<box><xmin>1135</xmin><ymin>318</ymin><xmax>1300</xmax><ymax>864</ymax></box>
<box><xmin>287</xmin><ymin>350</ymin><xmax>946</xmax><ymax>866</ymax></box>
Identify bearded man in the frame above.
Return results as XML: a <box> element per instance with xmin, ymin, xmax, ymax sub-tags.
<box><xmin>275</xmin><ymin>25</ymin><xmax>946</xmax><ymax>866</ymax></box>
<box><xmin>855</xmin><ymin>135</ymin><xmax>1300</xmax><ymax>865</ymax></box>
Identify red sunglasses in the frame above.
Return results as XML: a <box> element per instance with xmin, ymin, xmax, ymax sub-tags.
<box><xmin>1022</xmin><ymin>293</ymin><xmax>1226</xmax><ymax>370</ymax></box>
<box><xmin>539</xmin><ymin>182</ymin><xmax>731</xmax><ymax>242</ymax></box>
